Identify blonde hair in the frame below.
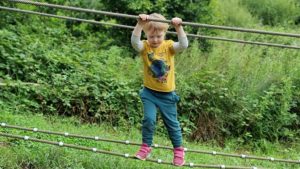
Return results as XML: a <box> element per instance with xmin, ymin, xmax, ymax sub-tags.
<box><xmin>143</xmin><ymin>13</ymin><xmax>169</xmax><ymax>34</ymax></box>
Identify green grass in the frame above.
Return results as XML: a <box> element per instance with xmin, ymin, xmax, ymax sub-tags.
<box><xmin>0</xmin><ymin>109</ymin><xmax>299</xmax><ymax>169</ymax></box>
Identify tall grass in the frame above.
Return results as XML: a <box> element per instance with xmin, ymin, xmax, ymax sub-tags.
<box><xmin>205</xmin><ymin>31</ymin><xmax>300</xmax><ymax>97</ymax></box>
<box><xmin>241</xmin><ymin>0</ymin><xmax>300</xmax><ymax>26</ymax></box>
<box><xmin>175</xmin><ymin>24</ymin><xmax>300</xmax><ymax>142</ymax></box>
<box><xmin>210</xmin><ymin>0</ymin><xmax>257</xmax><ymax>27</ymax></box>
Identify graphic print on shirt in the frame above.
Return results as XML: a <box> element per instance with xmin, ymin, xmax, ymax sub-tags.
<box><xmin>147</xmin><ymin>52</ymin><xmax>170</xmax><ymax>83</ymax></box>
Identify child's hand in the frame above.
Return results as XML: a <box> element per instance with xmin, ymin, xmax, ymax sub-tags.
<box><xmin>171</xmin><ymin>17</ymin><xmax>182</xmax><ymax>27</ymax></box>
<box><xmin>138</xmin><ymin>14</ymin><xmax>149</xmax><ymax>26</ymax></box>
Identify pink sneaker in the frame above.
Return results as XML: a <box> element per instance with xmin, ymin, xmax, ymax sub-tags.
<box><xmin>135</xmin><ymin>143</ymin><xmax>152</xmax><ymax>160</ymax></box>
<box><xmin>173</xmin><ymin>147</ymin><xmax>185</xmax><ymax>166</ymax></box>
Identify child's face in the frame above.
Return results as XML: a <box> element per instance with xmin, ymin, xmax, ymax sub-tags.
<box><xmin>146</xmin><ymin>30</ymin><xmax>165</xmax><ymax>48</ymax></box>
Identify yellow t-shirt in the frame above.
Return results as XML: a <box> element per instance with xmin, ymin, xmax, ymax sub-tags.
<box><xmin>141</xmin><ymin>40</ymin><xmax>176</xmax><ymax>92</ymax></box>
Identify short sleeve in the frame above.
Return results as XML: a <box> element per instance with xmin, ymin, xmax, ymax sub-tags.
<box><xmin>167</xmin><ymin>40</ymin><xmax>175</xmax><ymax>56</ymax></box>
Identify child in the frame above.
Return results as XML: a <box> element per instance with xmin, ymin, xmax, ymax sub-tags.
<box><xmin>131</xmin><ymin>13</ymin><xmax>188</xmax><ymax>166</ymax></box>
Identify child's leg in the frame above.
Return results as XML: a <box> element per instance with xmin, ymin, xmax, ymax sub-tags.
<box><xmin>159</xmin><ymin>107</ymin><xmax>182</xmax><ymax>148</ymax></box>
<box><xmin>140</xmin><ymin>89</ymin><xmax>157</xmax><ymax>146</ymax></box>
<box><xmin>157</xmin><ymin>92</ymin><xmax>185</xmax><ymax>166</ymax></box>
<box><xmin>135</xmin><ymin>88</ymin><xmax>157</xmax><ymax>160</ymax></box>
<box><xmin>156</xmin><ymin>92</ymin><xmax>182</xmax><ymax>148</ymax></box>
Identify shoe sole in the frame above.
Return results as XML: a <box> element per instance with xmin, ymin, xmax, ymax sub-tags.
<box><xmin>135</xmin><ymin>155</ymin><xmax>146</xmax><ymax>161</ymax></box>
<box><xmin>173</xmin><ymin>161</ymin><xmax>185</xmax><ymax>166</ymax></box>
<box><xmin>135</xmin><ymin>153</ymin><xmax>151</xmax><ymax>161</ymax></box>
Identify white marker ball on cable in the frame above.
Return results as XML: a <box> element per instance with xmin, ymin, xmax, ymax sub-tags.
<box><xmin>58</xmin><ymin>142</ymin><xmax>64</xmax><ymax>146</ymax></box>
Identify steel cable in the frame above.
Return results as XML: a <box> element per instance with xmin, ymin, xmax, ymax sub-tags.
<box><xmin>0</xmin><ymin>6</ymin><xmax>300</xmax><ymax>50</ymax></box>
<box><xmin>0</xmin><ymin>132</ymin><xmax>262</xmax><ymax>169</ymax></box>
<box><xmin>7</xmin><ymin>0</ymin><xmax>300</xmax><ymax>38</ymax></box>
<box><xmin>1</xmin><ymin>123</ymin><xmax>299</xmax><ymax>164</ymax></box>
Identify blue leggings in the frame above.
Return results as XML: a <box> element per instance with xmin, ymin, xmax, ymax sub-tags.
<box><xmin>140</xmin><ymin>87</ymin><xmax>182</xmax><ymax>148</ymax></box>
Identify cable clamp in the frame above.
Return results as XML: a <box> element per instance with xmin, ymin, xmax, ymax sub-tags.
<box><xmin>94</xmin><ymin>136</ymin><xmax>99</xmax><ymax>140</ymax></box>
<box><xmin>125</xmin><ymin>140</ymin><xmax>130</xmax><ymax>144</ymax></box>
<box><xmin>1</xmin><ymin>123</ymin><xmax>6</xmax><ymax>127</ymax></box>
<box><xmin>64</xmin><ymin>132</ymin><xmax>69</xmax><ymax>136</ymax></box>
<box><xmin>124</xmin><ymin>153</ymin><xmax>129</xmax><ymax>158</ymax></box>
<box><xmin>92</xmin><ymin>148</ymin><xmax>97</xmax><ymax>152</ymax></box>
<box><xmin>184</xmin><ymin>148</ymin><xmax>188</xmax><ymax>151</ymax></box>
<box><xmin>58</xmin><ymin>142</ymin><xmax>64</xmax><ymax>146</ymax></box>
<box><xmin>269</xmin><ymin>157</ymin><xmax>274</xmax><ymax>161</ymax></box>
<box><xmin>241</xmin><ymin>154</ymin><xmax>246</xmax><ymax>158</ymax></box>
<box><xmin>220</xmin><ymin>165</ymin><xmax>225</xmax><ymax>169</ymax></box>
<box><xmin>157</xmin><ymin>159</ymin><xmax>162</xmax><ymax>163</ymax></box>
<box><xmin>33</xmin><ymin>128</ymin><xmax>38</xmax><ymax>132</ymax></box>
<box><xmin>252</xmin><ymin>167</ymin><xmax>258</xmax><ymax>169</ymax></box>
<box><xmin>154</xmin><ymin>144</ymin><xmax>158</xmax><ymax>148</ymax></box>
<box><xmin>189</xmin><ymin>162</ymin><xmax>194</xmax><ymax>167</ymax></box>
<box><xmin>212</xmin><ymin>151</ymin><xmax>217</xmax><ymax>155</ymax></box>
<box><xmin>24</xmin><ymin>136</ymin><xmax>30</xmax><ymax>140</ymax></box>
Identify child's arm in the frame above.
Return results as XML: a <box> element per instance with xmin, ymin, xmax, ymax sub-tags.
<box><xmin>172</xmin><ymin>17</ymin><xmax>188</xmax><ymax>53</ymax></box>
<box><xmin>131</xmin><ymin>14</ymin><xmax>148</xmax><ymax>52</ymax></box>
